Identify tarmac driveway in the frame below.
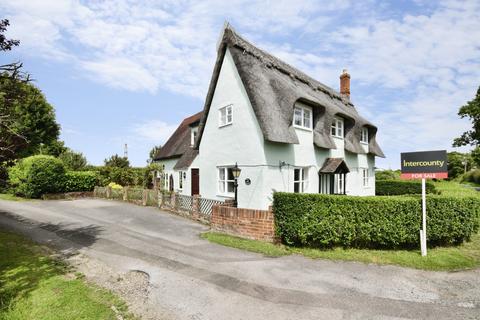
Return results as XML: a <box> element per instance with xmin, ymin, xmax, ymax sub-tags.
<box><xmin>0</xmin><ymin>198</ymin><xmax>479</xmax><ymax>320</ymax></box>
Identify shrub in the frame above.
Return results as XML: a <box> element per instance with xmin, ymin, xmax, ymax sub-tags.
<box><xmin>273</xmin><ymin>193</ymin><xmax>480</xmax><ymax>249</ymax></box>
<box><xmin>63</xmin><ymin>171</ymin><xmax>98</xmax><ymax>192</ymax></box>
<box><xmin>8</xmin><ymin>155</ymin><xmax>66</xmax><ymax>198</ymax></box>
<box><xmin>375</xmin><ymin>180</ymin><xmax>437</xmax><ymax>195</ymax></box>
<box><xmin>462</xmin><ymin>169</ymin><xmax>480</xmax><ymax>184</ymax></box>
<box><xmin>375</xmin><ymin>170</ymin><xmax>400</xmax><ymax>180</ymax></box>
<box><xmin>108</xmin><ymin>182</ymin><xmax>123</xmax><ymax>190</ymax></box>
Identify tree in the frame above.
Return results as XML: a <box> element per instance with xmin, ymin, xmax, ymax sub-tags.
<box><xmin>104</xmin><ymin>154</ymin><xmax>130</xmax><ymax>168</ymax></box>
<box><xmin>59</xmin><ymin>149</ymin><xmax>88</xmax><ymax>171</ymax></box>
<box><xmin>471</xmin><ymin>146</ymin><xmax>480</xmax><ymax>168</ymax></box>
<box><xmin>0</xmin><ymin>19</ymin><xmax>61</xmax><ymax>162</ymax></box>
<box><xmin>148</xmin><ymin>145</ymin><xmax>162</xmax><ymax>163</ymax></box>
<box><xmin>447</xmin><ymin>151</ymin><xmax>473</xmax><ymax>179</ymax></box>
<box><xmin>453</xmin><ymin>86</ymin><xmax>480</xmax><ymax>147</ymax></box>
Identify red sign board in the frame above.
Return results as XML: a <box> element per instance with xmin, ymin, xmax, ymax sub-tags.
<box><xmin>400</xmin><ymin>172</ymin><xmax>448</xmax><ymax>180</ymax></box>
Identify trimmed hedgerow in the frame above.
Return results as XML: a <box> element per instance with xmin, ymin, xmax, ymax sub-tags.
<box><xmin>375</xmin><ymin>180</ymin><xmax>438</xmax><ymax>195</ymax></box>
<box><xmin>63</xmin><ymin>171</ymin><xmax>99</xmax><ymax>192</ymax></box>
<box><xmin>273</xmin><ymin>193</ymin><xmax>479</xmax><ymax>249</ymax></box>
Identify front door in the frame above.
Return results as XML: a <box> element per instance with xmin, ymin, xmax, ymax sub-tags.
<box><xmin>191</xmin><ymin>168</ymin><xmax>200</xmax><ymax>195</ymax></box>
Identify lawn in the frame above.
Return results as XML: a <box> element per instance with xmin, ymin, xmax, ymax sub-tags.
<box><xmin>0</xmin><ymin>230</ymin><xmax>136</xmax><ymax>320</ymax></box>
<box><xmin>202</xmin><ymin>181</ymin><xmax>480</xmax><ymax>272</ymax></box>
<box><xmin>0</xmin><ymin>194</ymin><xmax>26</xmax><ymax>201</ymax></box>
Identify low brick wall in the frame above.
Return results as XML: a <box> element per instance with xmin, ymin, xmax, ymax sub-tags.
<box><xmin>211</xmin><ymin>205</ymin><xmax>275</xmax><ymax>242</ymax></box>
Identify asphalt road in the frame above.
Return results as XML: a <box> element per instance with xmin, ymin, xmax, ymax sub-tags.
<box><xmin>0</xmin><ymin>199</ymin><xmax>479</xmax><ymax>320</ymax></box>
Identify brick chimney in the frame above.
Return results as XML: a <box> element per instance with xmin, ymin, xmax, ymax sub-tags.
<box><xmin>340</xmin><ymin>69</ymin><xmax>350</xmax><ymax>98</ymax></box>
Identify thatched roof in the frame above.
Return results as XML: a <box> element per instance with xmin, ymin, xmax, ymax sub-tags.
<box><xmin>195</xmin><ymin>24</ymin><xmax>384</xmax><ymax>158</ymax></box>
<box><xmin>153</xmin><ymin>111</ymin><xmax>202</xmax><ymax>162</ymax></box>
<box><xmin>319</xmin><ymin>158</ymin><xmax>350</xmax><ymax>174</ymax></box>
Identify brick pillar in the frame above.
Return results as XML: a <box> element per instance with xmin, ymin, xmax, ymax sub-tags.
<box><xmin>123</xmin><ymin>186</ymin><xmax>129</xmax><ymax>201</ymax></box>
<box><xmin>192</xmin><ymin>195</ymin><xmax>200</xmax><ymax>220</ymax></box>
<box><xmin>106</xmin><ymin>186</ymin><xmax>112</xmax><ymax>199</ymax></box>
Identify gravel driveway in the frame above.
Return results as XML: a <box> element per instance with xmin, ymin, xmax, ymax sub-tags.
<box><xmin>0</xmin><ymin>199</ymin><xmax>478</xmax><ymax>320</ymax></box>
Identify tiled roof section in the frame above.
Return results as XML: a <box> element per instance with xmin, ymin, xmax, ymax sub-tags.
<box><xmin>195</xmin><ymin>24</ymin><xmax>384</xmax><ymax>158</ymax></box>
<box><xmin>153</xmin><ymin>111</ymin><xmax>202</xmax><ymax>161</ymax></box>
<box><xmin>319</xmin><ymin>158</ymin><xmax>350</xmax><ymax>174</ymax></box>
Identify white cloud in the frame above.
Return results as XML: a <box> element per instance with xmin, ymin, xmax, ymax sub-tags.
<box><xmin>131</xmin><ymin>120</ymin><xmax>178</xmax><ymax>143</ymax></box>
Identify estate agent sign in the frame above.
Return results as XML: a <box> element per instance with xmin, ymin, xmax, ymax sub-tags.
<box><xmin>400</xmin><ymin>150</ymin><xmax>448</xmax><ymax>179</ymax></box>
<box><xmin>400</xmin><ymin>150</ymin><xmax>448</xmax><ymax>257</ymax></box>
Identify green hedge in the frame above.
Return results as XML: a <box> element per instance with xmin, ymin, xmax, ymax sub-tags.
<box><xmin>63</xmin><ymin>171</ymin><xmax>99</xmax><ymax>192</ymax></box>
<box><xmin>8</xmin><ymin>155</ymin><xmax>66</xmax><ymax>198</ymax></box>
<box><xmin>273</xmin><ymin>193</ymin><xmax>480</xmax><ymax>249</ymax></box>
<box><xmin>375</xmin><ymin>180</ymin><xmax>438</xmax><ymax>195</ymax></box>
<box><xmin>462</xmin><ymin>169</ymin><xmax>480</xmax><ymax>184</ymax></box>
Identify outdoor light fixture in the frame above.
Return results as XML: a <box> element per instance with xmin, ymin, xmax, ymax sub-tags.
<box><xmin>232</xmin><ymin>163</ymin><xmax>241</xmax><ymax>207</ymax></box>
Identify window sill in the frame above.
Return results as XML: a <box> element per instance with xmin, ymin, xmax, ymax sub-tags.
<box><xmin>360</xmin><ymin>142</ymin><xmax>369</xmax><ymax>145</ymax></box>
<box><xmin>218</xmin><ymin>123</ymin><xmax>232</xmax><ymax>128</ymax></box>
<box><xmin>293</xmin><ymin>125</ymin><xmax>312</xmax><ymax>132</ymax></box>
<box><xmin>216</xmin><ymin>193</ymin><xmax>234</xmax><ymax>198</ymax></box>
<box><xmin>331</xmin><ymin>135</ymin><xmax>344</xmax><ymax>140</ymax></box>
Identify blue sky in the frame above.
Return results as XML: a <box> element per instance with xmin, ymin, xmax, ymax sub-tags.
<box><xmin>1</xmin><ymin>0</ymin><xmax>479</xmax><ymax>168</ymax></box>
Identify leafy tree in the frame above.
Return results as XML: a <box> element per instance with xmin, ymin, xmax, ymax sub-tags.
<box><xmin>447</xmin><ymin>151</ymin><xmax>473</xmax><ymax>179</ymax></box>
<box><xmin>104</xmin><ymin>154</ymin><xmax>130</xmax><ymax>168</ymax></box>
<box><xmin>59</xmin><ymin>149</ymin><xmax>88</xmax><ymax>171</ymax></box>
<box><xmin>453</xmin><ymin>86</ymin><xmax>480</xmax><ymax>147</ymax></box>
<box><xmin>471</xmin><ymin>146</ymin><xmax>480</xmax><ymax>168</ymax></box>
<box><xmin>148</xmin><ymin>145</ymin><xmax>162</xmax><ymax>163</ymax></box>
<box><xmin>0</xmin><ymin>19</ymin><xmax>61</xmax><ymax>162</ymax></box>
<box><xmin>375</xmin><ymin>169</ymin><xmax>400</xmax><ymax>180</ymax></box>
<box><xmin>39</xmin><ymin>140</ymin><xmax>68</xmax><ymax>157</ymax></box>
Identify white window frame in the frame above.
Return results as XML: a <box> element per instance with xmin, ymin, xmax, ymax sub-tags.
<box><xmin>362</xmin><ymin>168</ymin><xmax>369</xmax><ymax>187</ymax></box>
<box><xmin>335</xmin><ymin>174</ymin><xmax>345</xmax><ymax>194</ymax></box>
<box><xmin>219</xmin><ymin>104</ymin><xmax>233</xmax><ymax>127</ymax></box>
<box><xmin>217</xmin><ymin>167</ymin><xmax>235</xmax><ymax>196</ymax></box>
<box><xmin>191</xmin><ymin>127</ymin><xmax>198</xmax><ymax>146</ymax></box>
<box><xmin>164</xmin><ymin>173</ymin><xmax>169</xmax><ymax>190</ymax></box>
<box><xmin>178</xmin><ymin>171</ymin><xmax>184</xmax><ymax>190</ymax></box>
<box><xmin>293</xmin><ymin>167</ymin><xmax>309</xmax><ymax>193</ymax></box>
<box><xmin>293</xmin><ymin>106</ymin><xmax>313</xmax><ymax>130</ymax></box>
<box><xmin>331</xmin><ymin>117</ymin><xmax>344</xmax><ymax>138</ymax></box>
<box><xmin>361</xmin><ymin>127</ymin><xmax>369</xmax><ymax>144</ymax></box>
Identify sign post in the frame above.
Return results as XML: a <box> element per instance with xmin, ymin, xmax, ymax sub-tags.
<box><xmin>400</xmin><ymin>150</ymin><xmax>448</xmax><ymax>257</ymax></box>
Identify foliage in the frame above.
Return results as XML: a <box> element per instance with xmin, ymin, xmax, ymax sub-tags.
<box><xmin>273</xmin><ymin>193</ymin><xmax>479</xmax><ymax>249</ymax></box>
<box><xmin>108</xmin><ymin>182</ymin><xmax>123</xmax><ymax>190</ymax></box>
<box><xmin>39</xmin><ymin>139</ymin><xmax>68</xmax><ymax>157</ymax></box>
<box><xmin>471</xmin><ymin>146</ymin><xmax>480</xmax><ymax>167</ymax></box>
<box><xmin>143</xmin><ymin>163</ymin><xmax>162</xmax><ymax>188</ymax></box>
<box><xmin>0</xmin><ymin>19</ymin><xmax>20</xmax><ymax>51</ymax></box>
<box><xmin>202</xmin><ymin>231</ymin><xmax>480</xmax><ymax>271</ymax></box>
<box><xmin>148</xmin><ymin>145</ymin><xmax>162</xmax><ymax>163</ymax></box>
<box><xmin>0</xmin><ymin>230</ymin><xmax>136</xmax><ymax>319</ymax></box>
<box><xmin>375</xmin><ymin>180</ymin><xmax>437</xmax><ymax>195</ymax></box>
<box><xmin>462</xmin><ymin>169</ymin><xmax>480</xmax><ymax>185</ymax></box>
<box><xmin>59</xmin><ymin>149</ymin><xmax>88</xmax><ymax>171</ymax></box>
<box><xmin>447</xmin><ymin>151</ymin><xmax>474</xmax><ymax>179</ymax></box>
<box><xmin>453</xmin><ymin>86</ymin><xmax>480</xmax><ymax>147</ymax></box>
<box><xmin>63</xmin><ymin>171</ymin><xmax>98</xmax><ymax>192</ymax></box>
<box><xmin>7</xmin><ymin>155</ymin><xmax>66</xmax><ymax>198</ymax></box>
<box><xmin>375</xmin><ymin>169</ymin><xmax>400</xmax><ymax>180</ymax></box>
<box><xmin>104</xmin><ymin>154</ymin><xmax>130</xmax><ymax>168</ymax></box>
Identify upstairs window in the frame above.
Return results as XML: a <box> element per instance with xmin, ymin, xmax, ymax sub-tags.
<box><xmin>219</xmin><ymin>105</ymin><xmax>233</xmax><ymax>127</ymax></box>
<box><xmin>331</xmin><ymin>117</ymin><xmax>344</xmax><ymax>138</ymax></box>
<box><xmin>191</xmin><ymin>127</ymin><xmax>198</xmax><ymax>146</ymax></box>
<box><xmin>293</xmin><ymin>167</ymin><xmax>309</xmax><ymax>193</ymax></box>
<box><xmin>293</xmin><ymin>106</ymin><xmax>312</xmax><ymax>130</ymax></box>
<box><xmin>361</xmin><ymin>127</ymin><xmax>368</xmax><ymax>144</ymax></box>
<box><xmin>218</xmin><ymin>167</ymin><xmax>235</xmax><ymax>195</ymax></box>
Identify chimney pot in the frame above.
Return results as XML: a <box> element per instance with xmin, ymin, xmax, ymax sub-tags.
<box><xmin>340</xmin><ymin>69</ymin><xmax>350</xmax><ymax>98</ymax></box>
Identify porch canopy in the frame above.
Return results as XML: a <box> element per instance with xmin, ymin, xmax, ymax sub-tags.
<box><xmin>319</xmin><ymin>158</ymin><xmax>350</xmax><ymax>194</ymax></box>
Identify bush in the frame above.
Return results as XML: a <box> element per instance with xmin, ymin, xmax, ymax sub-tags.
<box><xmin>8</xmin><ymin>155</ymin><xmax>66</xmax><ymax>198</ymax></box>
<box><xmin>273</xmin><ymin>193</ymin><xmax>480</xmax><ymax>249</ymax></box>
<box><xmin>375</xmin><ymin>170</ymin><xmax>400</xmax><ymax>180</ymax></box>
<box><xmin>375</xmin><ymin>180</ymin><xmax>437</xmax><ymax>195</ymax></box>
<box><xmin>63</xmin><ymin>171</ymin><xmax>98</xmax><ymax>192</ymax></box>
<box><xmin>462</xmin><ymin>169</ymin><xmax>480</xmax><ymax>184</ymax></box>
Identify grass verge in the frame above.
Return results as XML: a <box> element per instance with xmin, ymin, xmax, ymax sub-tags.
<box><xmin>201</xmin><ymin>231</ymin><xmax>480</xmax><ymax>271</ymax></box>
<box><xmin>0</xmin><ymin>194</ymin><xmax>26</xmax><ymax>201</ymax></box>
<box><xmin>0</xmin><ymin>230</ymin><xmax>136</xmax><ymax>320</ymax></box>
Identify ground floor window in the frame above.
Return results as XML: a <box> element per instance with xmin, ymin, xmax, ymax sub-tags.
<box><xmin>218</xmin><ymin>167</ymin><xmax>235</xmax><ymax>196</ymax></box>
<box><xmin>319</xmin><ymin>173</ymin><xmax>347</xmax><ymax>195</ymax></box>
<box><xmin>335</xmin><ymin>174</ymin><xmax>344</xmax><ymax>194</ymax></box>
<box><xmin>294</xmin><ymin>167</ymin><xmax>309</xmax><ymax>193</ymax></box>
<box><xmin>178</xmin><ymin>171</ymin><xmax>184</xmax><ymax>190</ymax></box>
<box><xmin>362</xmin><ymin>168</ymin><xmax>369</xmax><ymax>187</ymax></box>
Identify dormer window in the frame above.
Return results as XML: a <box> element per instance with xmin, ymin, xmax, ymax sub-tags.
<box><xmin>293</xmin><ymin>106</ymin><xmax>312</xmax><ymax>130</ymax></box>
<box><xmin>191</xmin><ymin>127</ymin><xmax>198</xmax><ymax>146</ymax></box>
<box><xmin>361</xmin><ymin>127</ymin><xmax>368</xmax><ymax>144</ymax></box>
<box><xmin>331</xmin><ymin>117</ymin><xmax>344</xmax><ymax>138</ymax></box>
<box><xmin>219</xmin><ymin>104</ymin><xmax>233</xmax><ymax>127</ymax></box>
